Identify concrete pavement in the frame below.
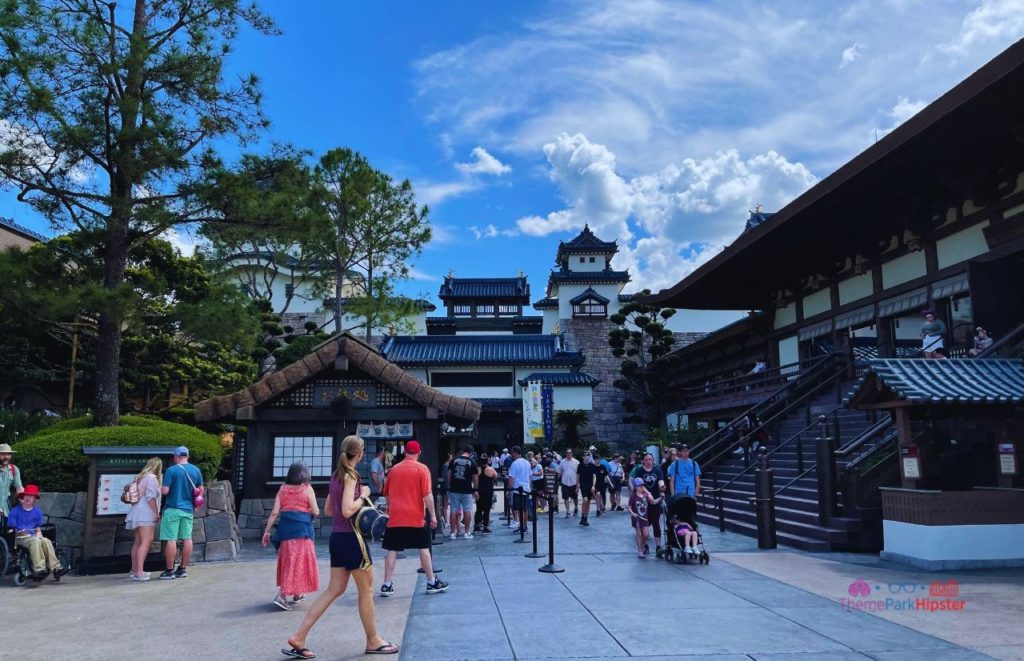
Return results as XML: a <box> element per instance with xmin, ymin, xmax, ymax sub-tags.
<box><xmin>1</xmin><ymin>498</ymin><xmax>1021</xmax><ymax>660</ymax></box>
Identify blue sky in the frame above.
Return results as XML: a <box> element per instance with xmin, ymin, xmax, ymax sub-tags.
<box><xmin>4</xmin><ymin>1</ymin><xmax>1024</xmax><ymax>331</ymax></box>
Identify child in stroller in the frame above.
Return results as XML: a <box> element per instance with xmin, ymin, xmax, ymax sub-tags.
<box><xmin>661</xmin><ymin>492</ymin><xmax>709</xmax><ymax>565</ymax></box>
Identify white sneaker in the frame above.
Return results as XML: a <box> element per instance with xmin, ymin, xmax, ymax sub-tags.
<box><xmin>131</xmin><ymin>572</ymin><xmax>151</xmax><ymax>581</ymax></box>
<box><xmin>510</xmin><ymin>523</ymin><xmax>520</xmax><ymax>532</ymax></box>
<box><xmin>463</xmin><ymin>532</ymin><xmax>474</xmax><ymax>540</ymax></box>
<box><xmin>687</xmin><ymin>547</ymin><xmax>697</xmax><ymax>556</ymax></box>
<box><xmin>449</xmin><ymin>533</ymin><xmax>458</xmax><ymax>540</ymax></box>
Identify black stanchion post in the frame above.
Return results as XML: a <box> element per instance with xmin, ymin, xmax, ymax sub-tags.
<box><xmin>513</xmin><ymin>486</ymin><xmax>528</xmax><ymax>544</ymax></box>
<box><xmin>432</xmin><ymin>486</ymin><xmax>443</xmax><ymax>546</ymax></box>
<box><xmin>417</xmin><ymin>507</ymin><xmax>443</xmax><ymax>574</ymax></box>
<box><xmin>754</xmin><ymin>448</ymin><xmax>777</xmax><ymax>549</ymax></box>
<box><xmin>538</xmin><ymin>496</ymin><xmax>564</xmax><ymax>573</ymax></box>
<box><xmin>816</xmin><ymin>415</ymin><xmax>837</xmax><ymax>525</ymax></box>
<box><xmin>525</xmin><ymin>498</ymin><xmax>544</xmax><ymax>558</ymax></box>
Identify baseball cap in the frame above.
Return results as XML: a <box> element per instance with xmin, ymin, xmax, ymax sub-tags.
<box><xmin>632</xmin><ymin>477</ymin><xmax>644</xmax><ymax>487</ymax></box>
<box><xmin>174</xmin><ymin>445</ymin><xmax>190</xmax><ymax>457</ymax></box>
<box><xmin>405</xmin><ymin>440</ymin><xmax>422</xmax><ymax>455</ymax></box>
<box><xmin>502</xmin><ymin>448</ymin><xmax>508</xmax><ymax>452</ymax></box>
<box><xmin>679</xmin><ymin>444</ymin><xmax>690</xmax><ymax>451</ymax></box>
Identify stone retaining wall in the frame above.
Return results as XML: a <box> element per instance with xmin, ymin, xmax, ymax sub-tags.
<box><xmin>238</xmin><ymin>497</ymin><xmax>333</xmax><ymax>540</ymax></box>
<box><xmin>38</xmin><ymin>480</ymin><xmax>242</xmax><ymax>565</ymax></box>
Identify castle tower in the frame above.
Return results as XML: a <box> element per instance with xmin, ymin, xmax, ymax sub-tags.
<box><xmin>535</xmin><ymin>225</ymin><xmax>643</xmax><ymax>447</ymax></box>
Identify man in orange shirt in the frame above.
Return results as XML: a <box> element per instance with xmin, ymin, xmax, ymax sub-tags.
<box><xmin>379</xmin><ymin>440</ymin><xmax>448</xmax><ymax>596</ymax></box>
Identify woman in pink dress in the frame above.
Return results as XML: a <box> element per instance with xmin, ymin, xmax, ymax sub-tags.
<box><xmin>262</xmin><ymin>462</ymin><xmax>320</xmax><ymax>610</ymax></box>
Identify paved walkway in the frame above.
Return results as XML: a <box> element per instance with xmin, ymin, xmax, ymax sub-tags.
<box><xmin>1</xmin><ymin>500</ymin><xmax>1021</xmax><ymax>660</ymax></box>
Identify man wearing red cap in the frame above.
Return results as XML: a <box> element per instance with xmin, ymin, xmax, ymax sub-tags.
<box><xmin>379</xmin><ymin>440</ymin><xmax>448</xmax><ymax>596</ymax></box>
<box><xmin>9</xmin><ymin>484</ymin><xmax>67</xmax><ymax>579</ymax></box>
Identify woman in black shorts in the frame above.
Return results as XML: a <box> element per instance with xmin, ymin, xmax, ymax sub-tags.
<box><xmin>285</xmin><ymin>435</ymin><xmax>398</xmax><ymax>658</ymax></box>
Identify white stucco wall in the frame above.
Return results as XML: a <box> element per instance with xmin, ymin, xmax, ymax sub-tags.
<box><xmin>777</xmin><ymin>335</ymin><xmax>799</xmax><ymax>373</ymax></box>
<box><xmin>882</xmin><ymin>251</ymin><xmax>927</xmax><ymax>289</ymax></box>
<box><xmin>883</xmin><ymin>520</ymin><xmax>1024</xmax><ymax>563</ymax></box>
<box><xmin>552</xmin><ymin>385</ymin><xmax>593</xmax><ymax>410</ymax></box>
<box><xmin>838</xmin><ymin>273</ymin><xmax>873</xmax><ymax>305</ymax></box>
<box><xmin>936</xmin><ymin>221</ymin><xmax>991</xmax><ymax>270</ymax></box>
<box><xmin>556</xmin><ymin>282</ymin><xmax>623</xmax><ymax>319</ymax></box>
<box><xmin>541</xmin><ymin>309</ymin><xmax>560</xmax><ymax>334</ymax></box>
<box><xmin>566</xmin><ymin>254</ymin><xmax>609</xmax><ymax>272</ymax></box>
<box><xmin>774</xmin><ymin>302</ymin><xmax>797</xmax><ymax>329</ymax></box>
<box><xmin>802</xmin><ymin>288</ymin><xmax>832</xmax><ymax>318</ymax></box>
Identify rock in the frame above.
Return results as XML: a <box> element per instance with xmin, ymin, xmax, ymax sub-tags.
<box><xmin>206</xmin><ymin>484</ymin><xmax>229</xmax><ymax>511</ymax></box>
<box><xmin>261</xmin><ymin>498</ymin><xmax>276</xmax><ymax>512</ymax></box>
<box><xmin>204</xmin><ymin>539</ymin><xmax>236</xmax><ymax>561</ymax></box>
<box><xmin>191</xmin><ymin>516</ymin><xmax>206</xmax><ymax>543</ymax></box>
<box><xmin>239</xmin><ymin>528</ymin><xmax>263</xmax><ymax>541</ymax></box>
<box><xmin>204</xmin><ymin>511</ymin><xmax>233</xmax><ymax>542</ymax></box>
<box><xmin>192</xmin><ymin>542</ymin><xmax>205</xmax><ymax>560</ymax></box>
<box><xmin>39</xmin><ymin>492</ymin><xmax>77</xmax><ymax>518</ymax></box>
<box><xmin>56</xmin><ymin>518</ymin><xmax>85</xmax><ymax>548</ymax></box>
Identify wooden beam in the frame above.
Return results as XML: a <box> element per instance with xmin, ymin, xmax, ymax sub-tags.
<box><xmin>334</xmin><ymin>356</ymin><xmax>349</xmax><ymax>372</ymax></box>
<box><xmin>236</xmin><ymin>406</ymin><xmax>256</xmax><ymax>421</ymax></box>
<box><xmin>427</xmin><ymin>407</ymin><xmax>439</xmax><ymax>419</ymax></box>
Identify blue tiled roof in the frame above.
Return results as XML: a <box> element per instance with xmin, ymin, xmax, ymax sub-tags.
<box><xmin>439</xmin><ymin>276</ymin><xmax>529</xmax><ymax>300</ymax></box>
<box><xmin>548</xmin><ymin>270</ymin><xmax>630</xmax><ymax>285</ymax></box>
<box><xmin>569</xmin><ymin>287</ymin><xmax>609</xmax><ymax>305</ymax></box>
<box><xmin>381</xmin><ymin>335</ymin><xmax>584</xmax><ymax>366</ymax></box>
<box><xmin>743</xmin><ymin>210</ymin><xmax>776</xmax><ymax>232</ymax></box>
<box><xmin>557</xmin><ymin>225</ymin><xmax>617</xmax><ymax>259</ymax></box>
<box><xmin>848</xmin><ymin>358</ymin><xmax>1024</xmax><ymax>406</ymax></box>
<box><xmin>0</xmin><ymin>217</ymin><xmax>46</xmax><ymax>242</ymax></box>
<box><xmin>518</xmin><ymin>372</ymin><xmax>600</xmax><ymax>387</ymax></box>
<box><xmin>533</xmin><ymin>297</ymin><xmax>558</xmax><ymax>309</ymax></box>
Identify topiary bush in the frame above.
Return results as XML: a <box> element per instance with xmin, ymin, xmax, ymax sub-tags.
<box><xmin>15</xmin><ymin>415</ymin><xmax>223</xmax><ymax>492</ymax></box>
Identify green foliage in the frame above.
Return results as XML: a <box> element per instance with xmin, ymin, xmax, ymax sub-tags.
<box><xmin>274</xmin><ymin>331</ymin><xmax>329</xmax><ymax>369</ymax></box>
<box><xmin>608</xmin><ymin>290</ymin><xmax>679</xmax><ymax>428</ymax></box>
<box><xmin>0</xmin><ymin>410</ymin><xmax>56</xmax><ymax>446</ymax></box>
<box><xmin>16</xmin><ymin>416</ymin><xmax>222</xmax><ymax>493</ymax></box>
<box><xmin>0</xmin><ymin>0</ymin><xmax>278</xmax><ymax>425</ymax></box>
<box><xmin>554</xmin><ymin>409</ymin><xmax>589</xmax><ymax>447</ymax></box>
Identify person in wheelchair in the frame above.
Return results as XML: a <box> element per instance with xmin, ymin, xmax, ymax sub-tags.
<box><xmin>7</xmin><ymin>484</ymin><xmax>68</xmax><ymax>579</ymax></box>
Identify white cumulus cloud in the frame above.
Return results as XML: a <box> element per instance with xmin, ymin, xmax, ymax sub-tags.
<box><xmin>841</xmin><ymin>43</ymin><xmax>864</xmax><ymax>67</ymax></box>
<box><xmin>456</xmin><ymin>147</ymin><xmax>512</xmax><ymax>176</ymax></box>
<box><xmin>515</xmin><ymin>133</ymin><xmax>818</xmax><ymax>293</ymax></box>
<box><xmin>941</xmin><ymin>0</ymin><xmax>1024</xmax><ymax>56</ymax></box>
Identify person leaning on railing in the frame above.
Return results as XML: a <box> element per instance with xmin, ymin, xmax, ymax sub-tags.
<box><xmin>920</xmin><ymin>309</ymin><xmax>947</xmax><ymax>359</ymax></box>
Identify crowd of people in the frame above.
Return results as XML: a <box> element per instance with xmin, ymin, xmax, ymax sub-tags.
<box><xmin>0</xmin><ymin>442</ymin><xmax>204</xmax><ymax>583</ymax></box>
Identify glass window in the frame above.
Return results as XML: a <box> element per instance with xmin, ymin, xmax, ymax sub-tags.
<box><xmin>272</xmin><ymin>436</ymin><xmax>334</xmax><ymax>478</ymax></box>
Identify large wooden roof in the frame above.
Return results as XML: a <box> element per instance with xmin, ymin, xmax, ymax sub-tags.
<box><xmin>194</xmin><ymin>333</ymin><xmax>482</xmax><ymax>424</ymax></box>
<box><xmin>645</xmin><ymin>38</ymin><xmax>1024</xmax><ymax>310</ymax></box>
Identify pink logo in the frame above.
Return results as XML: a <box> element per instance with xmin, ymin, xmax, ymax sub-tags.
<box><xmin>848</xmin><ymin>579</ymin><xmax>871</xmax><ymax>597</ymax></box>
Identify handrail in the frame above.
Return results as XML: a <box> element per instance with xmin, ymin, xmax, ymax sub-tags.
<box><xmin>705</xmin><ymin>402</ymin><xmax>845</xmax><ymax>497</ymax></box>
<box><xmin>843</xmin><ymin>427</ymin><xmax>898</xmax><ymax>472</ymax></box>
<box><xmin>680</xmin><ymin>353</ymin><xmax>832</xmax><ymax>398</ymax></box>
<box><xmin>836</xmin><ymin>416</ymin><xmax>892</xmax><ymax>457</ymax></box>
<box><xmin>689</xmin><ymin>354</ymin><xmax>840</xmax><ymax>460</ymax></box>
<box><xmin>698</xmin><ymin>356</ymin><xmax>849</xmax><ymax>470</ymax></box>
<box><xmin>977</xmin><ymin>320</ymin><xmax>1024</xmax><ymax>358</ymax></box>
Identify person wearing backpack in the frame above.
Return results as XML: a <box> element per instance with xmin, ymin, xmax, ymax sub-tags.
<box><xmin>124</xmin><ymin>457</ymin><xmax>163</xmax><ymax>581</ymax></box>
<box><xmin>667</xmin><ymin>445</ymin><xmax>701</xmax><ymax>498</ymax></box>
<box><xmin>159</xmin><ymin>446</ymin><xmax>204</xmax><ymax>580</ymax></box>
<box><xmin>0</xmin><ymin>443</ymin><xmax>24</xmax><ymax>517</ymax></box>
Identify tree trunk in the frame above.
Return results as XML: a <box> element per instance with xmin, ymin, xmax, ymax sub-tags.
<box><xmin>93</xmin><ymin>215</ymin><xmax>129</xmax><ymax>426</ymax></box>
<box><xmin>334</xmin><ymin>264</ymin><xmax>344</xmax><ymax>334</ymax></box>
<box><xmin>364</xmin><ymin>259</ymin><xmax>374</xmax><ymax>343</ymax></box>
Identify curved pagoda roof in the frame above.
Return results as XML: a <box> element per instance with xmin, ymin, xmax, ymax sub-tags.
<box><xmin>439</xmin><ymin>276</ymin><xmax>529</xmax><ymax>301</ymax></box>
<box><xmin>556</xmin><ymin>225</ymin><xmax>618</xmax><ymax>263</ymax></box>
<box><xmin>569</xmin><ymin>287</ymin><xmax>610</xmax><ymax>305</ymax></box>
<box><xmin>381</xmin><ymin>334</ymin><xmax>584</xmax><ymax>367</ymax></box>
<box><xmin>847</xmin><ymin>358</ymin><xmax>1024</xmax><ymax>407</ymax></box>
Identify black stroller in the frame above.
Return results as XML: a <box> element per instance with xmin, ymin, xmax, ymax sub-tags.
<box><xmin>661</xmin><ymin>493</ymin><xmax>709</xmax><ymax>565</ymax></box>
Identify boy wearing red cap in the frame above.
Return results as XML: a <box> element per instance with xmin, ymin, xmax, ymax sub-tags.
<box><xmin>379</xmin><ymin>440</ymin><xmax>448</xmax><ymax>597</ymax></box>
<box><xmin>9</xmin><ymin>484</ymin><xmax>67</xmax><ymax>579</ymax></box>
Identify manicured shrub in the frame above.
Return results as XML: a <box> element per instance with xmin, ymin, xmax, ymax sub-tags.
<box><xmin>15</xmin><ymin>415</ymin><xmax>223</xmax><ymax>492</ymax></box>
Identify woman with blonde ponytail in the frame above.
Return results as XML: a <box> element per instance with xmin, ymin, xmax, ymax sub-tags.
<box><xmin>284</xmin><ymin>435</ymin><xmax>398</xmax><ymax>658</ymax></box>
<box><xmin>125</xmin><ymin>457</ymin><xmax>163</xmax><ymax>581</ymax></box>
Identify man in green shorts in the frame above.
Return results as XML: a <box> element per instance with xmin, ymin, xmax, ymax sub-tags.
<box><xmin>159</xmin><ymin>446</ymin><xmax>204</xmax><ymax>580</ymax></box>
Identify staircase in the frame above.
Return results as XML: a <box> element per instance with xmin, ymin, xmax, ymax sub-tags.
<box><xmin>698</xmin><ymin>382</ymin><xmax>895</xmax><ymax>551</ymax></box>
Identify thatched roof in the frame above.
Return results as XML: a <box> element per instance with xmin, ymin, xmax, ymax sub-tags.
<box><xmin>194</xmin><ymin>333</ymin><xmax>482</xmax><ymax>424</ymax></box>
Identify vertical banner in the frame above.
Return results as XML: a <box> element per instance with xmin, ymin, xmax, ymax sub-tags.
<box><xmin>525</xmin><ymin>380</ymin><xmax>544</xmax><ymax>440</ymax></box>
<box><xmin>541</xmin><ymin>384</ymin><xmax>554</xmax><ymax>445</ymax></box>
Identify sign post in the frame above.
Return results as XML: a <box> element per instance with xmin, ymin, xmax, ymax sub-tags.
<box><xmin>81</xmin><ymin>446</ymin><xmax>177</xmax><ymax>574</ymax></box>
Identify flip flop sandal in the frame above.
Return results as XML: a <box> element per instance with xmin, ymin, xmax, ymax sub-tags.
<box><xmin>365</xmin><ymin>642</ymin><xmax>399</xmax><ymax>655</ymax></box>
<box><xmin>281</xmin><ymin>647</ymin><xmax>315</xmax><ymax>659</ymax></box>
